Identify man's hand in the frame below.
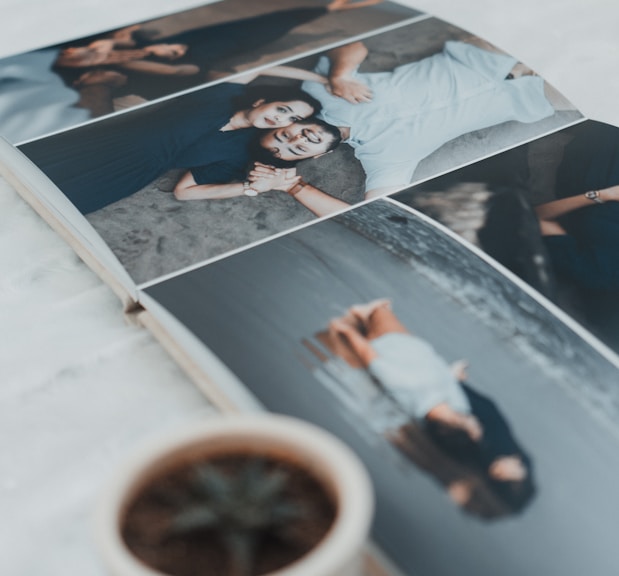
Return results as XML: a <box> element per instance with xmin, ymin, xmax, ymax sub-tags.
<box><xmin>327</xmin><ymin>76</ymin><xmax>373</xmax><ymax>104</ymax></box>
<box><xmin>248</xmin><ymin>162</ymin><xmax>299</xmax><ymax>193</ymax></box>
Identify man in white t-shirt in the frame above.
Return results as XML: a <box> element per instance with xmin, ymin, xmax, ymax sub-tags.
<box><xmin>328</xmin><ymin>298</ymin><xmax>481</xmax><ymax>438</ymax></box>
<box><xmin>251</xmin><ymin>38</ymin><xmax>564</xmax><ymax>217</ymax></box>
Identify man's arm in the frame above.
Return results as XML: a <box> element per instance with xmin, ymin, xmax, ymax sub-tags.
<box><xmin>291</xmin><ymin>183</ymin><xmax>351</xmax><ymax>217</ymax></box>
<box><xmin>283</xmin><ymin>164</ymin><xmax>411</xmax><ymax>210</ymax></box>
<box><xmin>329</xmin><ymin>318</ymin><xmax>377</xmax><ymax>367</ymax></box>
<box><xmin>325</xmin><ymin>42</ymin><xmax>372</xmax><ymax>103</ymax></box>
<box><xmin>231</xmin><ymin>42</ymin><xmax>369</xmax><ymax>103</ymax></box>
<box><xmin>327</xmin><ymin>41</ymin><xmax>368</xmax><ymax>79</ymax></box>
<box><xmin>248</xmin><ymin>164</ymin><xmax>350</xmax><ymax>217</ymax></box>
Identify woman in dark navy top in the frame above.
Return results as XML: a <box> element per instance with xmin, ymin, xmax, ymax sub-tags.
<box><xmin>19</xmin><ymin>80</ymin><xmax>321</xmax><ymax>214</ymax></box>
<box><xmin>535</xmin><ymin>122</ymin><xmax>619</xmax><ymax>292</ymax></box>
<box><xmin>424</xmin><ymin>379</ymin><xmax>535</xmax><ymax>515</ymax></box>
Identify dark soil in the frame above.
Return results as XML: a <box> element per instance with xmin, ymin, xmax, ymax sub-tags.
<box><xmin>122</xmin><ymin>454</ymin><xmax>337</xmax><ymax>576</ymax></box>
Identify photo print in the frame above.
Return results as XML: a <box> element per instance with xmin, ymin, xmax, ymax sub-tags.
<box><xmin>392</xmin><ymin>119</ymin><xmax>619</xmax><ymax>353</ymax></box>
<box><xmin>145</xmin><ymin>199</ymin><xmax>619</xmax><ymax>576</ymax></box>
<box><xmin>18</xmin><ymin>16</ymin><xmax>582</xmax><ymax>285</ymax></box>
<box><xmin>0</xmin><ymin>0</ymin><xmax>419</xmax><ymax>143</ymax></box>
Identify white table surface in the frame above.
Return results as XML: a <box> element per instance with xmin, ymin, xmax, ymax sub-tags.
<box><xmin>1</xmin><ymin>1</ymin><xmax>618</xmax><ymax>575</ymax></box>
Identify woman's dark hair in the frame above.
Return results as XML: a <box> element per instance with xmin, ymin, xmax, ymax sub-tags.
<box><xmin>424</xmin><ymin>418</ymin><xmax>480</xmax><ymax>461</ymax></box>
<box><xmin>310</xmin><ymin>117</ymin><xmax>342</xmax><ymax>152</ymax></box>
<box><xmin>423</xmin><ymin>419</ymin><xmax>536</xmax><ymax>516</ymax></box>
<box><xmin>232</xmin><ymin>85</ymin><xmax>322</xmax><ymax>117</ymax></box>
<box><xmin>248</xmin><ymin>117</ymin><xmax>342</xmax><ymax>168</ymax></box>
<box><xmin>249</xmin><ymin>142</ymin><xmax>296</xmax><ymax>169</ymax></box>
<box><xmin>488</xmin><ymin>474</ymin><xmax>536</xmax><ymax>514</ymax></box>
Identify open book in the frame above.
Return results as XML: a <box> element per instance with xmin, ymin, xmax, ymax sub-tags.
<box><xmin>2</xmin><ymin>1</ymin><xmax>619</xmax><ymax>574</ymax></box>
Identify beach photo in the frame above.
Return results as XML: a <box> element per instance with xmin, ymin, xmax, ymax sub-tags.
<box><xmin>145</xmin><ymin>199</ymin><xmax>619</xmax><ymax>576</ymax></box>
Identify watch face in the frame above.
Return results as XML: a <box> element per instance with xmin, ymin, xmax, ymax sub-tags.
<box><xmin>585</xmin><ymin>190</ymin><xmax>603</xmax><ymax>203</ymax></box>
<box><xmin>244</xmin><ymin>188</ymin><xmax>258</xmax><ymax>197</ymax></box>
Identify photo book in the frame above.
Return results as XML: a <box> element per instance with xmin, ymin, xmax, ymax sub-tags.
<box><xmin>1</xmin><ymin>1</ymin><xmax>618</xmax><ymax>574</ymax></box>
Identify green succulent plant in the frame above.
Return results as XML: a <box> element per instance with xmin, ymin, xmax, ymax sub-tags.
<box><xmin>167</xmin><ymin>457</ymin><xmax>305</xmax><ymax>576</ymax></box>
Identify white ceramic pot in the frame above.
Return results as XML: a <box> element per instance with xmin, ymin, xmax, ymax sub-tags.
<box><xmin>95</xmin><ymin>414</ymin><xmax>374</xmax><ymax>576</ymax></box>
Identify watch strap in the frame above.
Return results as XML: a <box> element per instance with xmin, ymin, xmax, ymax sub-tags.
<box><xmin>585</xmin><ymin>189</ymin><xmax>604</xmax><ymax>204</ymax></box>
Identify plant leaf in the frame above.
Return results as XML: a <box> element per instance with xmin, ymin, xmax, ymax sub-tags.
<box><xmin>170</xmin><ymin>505</ymin><xmax>218</xmax><ymax>534</ymax></box>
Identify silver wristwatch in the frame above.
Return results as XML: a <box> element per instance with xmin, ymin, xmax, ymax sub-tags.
<box><xmin>584</xmin><ymin>189</ymin><xmax>604</xmax><ymax>204</ymax></box>
<box><xmin>243</xmin><ymin>180</ymin><xmax>258</xmax><ymax>197</ymax></box>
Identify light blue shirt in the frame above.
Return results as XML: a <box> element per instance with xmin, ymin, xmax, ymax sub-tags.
<box><xmin>302</xmin><ymin>41</ymin><xmax>554</xmax><ymax>192</ymax></box>
<box><xmin>368</xmin><ymin>332</ymin><xmax>470</xmax><ymax>420</ymax></box>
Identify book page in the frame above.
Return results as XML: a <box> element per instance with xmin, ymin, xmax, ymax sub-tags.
<box><xmin>10</xmin><ymin>13</ymin><xmax>581</xmax><ymax>288</ymax></box>
<box><xmin>3</xmin><ymin>1</ymin><xmax>619</xmax><ymax>574</ymax></box>
<box><xmin>393</xmin><ymin>119</ymin><xmax>619</xmax><ymax>352</ymax></box>
<box><xmin>1</xmin><ymin>0</ymin><xmax>423</xmax><ymax>297</ymax></box>
<box><xmin>1</xmin><ymin>0</ymin><xmax>419</xmax><ymax>145</ymax></box>
<box><xmin>143</xmin><ymin>196</ymin><xmax>619</xmax><ymax>575</ymax></box>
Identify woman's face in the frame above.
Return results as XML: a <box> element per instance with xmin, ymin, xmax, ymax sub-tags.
<box><xmin>247</xmin><ymin>99</ymin><xmax>314</xmax><ymax>129</ymax></box>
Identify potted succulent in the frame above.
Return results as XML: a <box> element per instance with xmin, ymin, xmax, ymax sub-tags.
<box><xmin>95</xmin><ymin>414</ymin><xmax>374</xmax><ymax>576</ymax></box>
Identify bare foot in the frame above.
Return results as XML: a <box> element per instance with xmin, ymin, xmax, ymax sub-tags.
<box><xmin>111</xmin><ymin>24</ymin><xmax>141</xmax><ymax>41</ymax></box>
<box><xmin>349</xmin><ymin>298</ymin><xmax>391</xmax><ymax>324</ymax></box>
<box><xmin>328</xmin><ymin>319</ymin><xmax>345</xmax><ymax>344</ymax></box>
<box><xmin>328</xmin><ymin>316</ymin><xmax>354</xmax><ymax>336</ymax></box>
<box><xmin>339</xmin><ymin>309</ymin><xmax>364</xmax><ymax>331</ymax></box>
